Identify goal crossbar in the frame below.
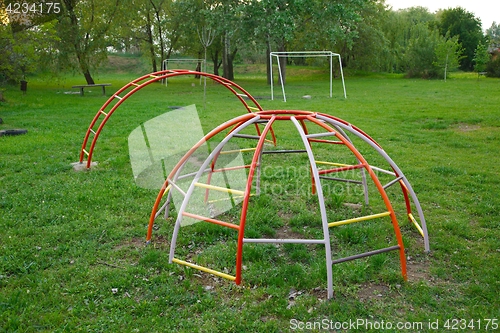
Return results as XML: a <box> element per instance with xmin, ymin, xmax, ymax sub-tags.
<box><xmin>270</xmin><ymin>51</ymin><xmax>346</xmax><ymax>101</ymax></box>
<box><xmin>162</xmin><ymin>59</ymin><xmax>206</xmax><ymax>86</ymax></box>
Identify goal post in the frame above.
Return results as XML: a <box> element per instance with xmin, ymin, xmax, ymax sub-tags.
<box><xmin>269</xmin><ymin>51</ymin><xmax>346</xmax><ymax>101</ymax></box>
<box><xmin>162</xmin><ymin>59</ymin><xmax>207</xmax><ymax>86</ymax></box>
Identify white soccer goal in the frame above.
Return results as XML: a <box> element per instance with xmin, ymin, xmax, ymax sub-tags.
<box><xmin>269</xmin><ymin>51</ymin><xmax>346</xmax><ymax>101</ymax></box>
<box><xmin>162</xmin><ymin>59</ymin><xmax>206</xmax><ymax>86</ymax></box>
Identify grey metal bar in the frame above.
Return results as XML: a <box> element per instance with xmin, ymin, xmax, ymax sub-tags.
<box><xmin>383</xmin><ymin>176</ymin><xmax>404</xmax><ymax>189</ymax></box>
<box><xmin>305</xmin><ymin>132</ymin><xmax>337</xmax><ymax>139</ymax></box>
<box><xmin>243</xmin><ymin>238</ymin><xmax>325</xmax><ymax>244</ymax></box>
<box><xmin>331</xmin><ymin>245</ymin><xmax>400</xmax><ymax>265</ymax></box>
<box><xmin>319</xmin><ymin>176</ymin><xmax>363</xmax><ymax>184</ymax></box>
<box><xmin>233</xmin><ymin>134</ymin><xmax>261</xmax><ymax>140</ymax></box>
<box><xmin>177</xmin><ymin>168</ymin><xmax>212</xmax><ymax>180</ymax></box>
<box><xmin>290</xmin><ymin>116</ymin><xmax>334</xmax><ymax>299</ymax></box>
<box><xmin>262</xmin><ymin>149</ymin><xmax>307</xmax><ymax>154</ymax></box>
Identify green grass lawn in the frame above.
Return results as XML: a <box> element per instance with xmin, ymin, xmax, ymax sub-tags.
<box><xmin>1</xmin><ymin>66</ymin><xmax>499</xmax><ymax>332</ymax></box>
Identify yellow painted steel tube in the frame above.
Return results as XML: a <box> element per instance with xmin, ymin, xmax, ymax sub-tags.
<box><xmin>219</xmin><ymin>147</ymin><xmax>257</xmax><ymax>155</ymax></box>
<box><xmin>161</xmin><ymin>184</ymin><xmax>172</xmax><ymax>198</ymax></box>
<box><xmin>194</xmin><ymin>182</ymin><xmax>245</xmax><ymax>196</ymax></box>
<box><xmin>408</xmin><ymin>213</ymin><xmax>425</xmax><ymax>237</ymax></box>
<box><xmin>316</xmin><ymin>161</ymin><xmax>351</xmax><ymax>167</ymax></box>
<box><xmin>172</xmin><ymin>258</ymin><xmax>236</xmax><ymax>281</ymax></box>
<box><xmin>328</xmin><ymin>211</ymin><xmax>391</xmax><ymax>228</ymax></box>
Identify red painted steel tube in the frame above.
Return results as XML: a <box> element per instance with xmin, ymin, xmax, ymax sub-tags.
<box><xmin>235</xmin><ymin>116</ymin><xmax>276</xmax><ymax>285</ymax></box>
<box><xmin>182</xmin><ymin>212</ymin><xmax>240</xmax><ymax>230</ymax></box>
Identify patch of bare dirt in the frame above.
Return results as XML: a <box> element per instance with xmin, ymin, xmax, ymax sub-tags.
<box><xmin>455</xmin><ymin>123</ymin><xmax>481</xmax><ymax>132</ymax></box>
<box><xmin>357</xmin><ymin>283</ymin><xmax>391</xmax><ymax>302</ymax></box>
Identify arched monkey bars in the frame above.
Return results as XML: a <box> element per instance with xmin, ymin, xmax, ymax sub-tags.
<box><xmin>77</xmin><ymin>70</ymin><xmax>275</xmax><ymax>170</ymax></box>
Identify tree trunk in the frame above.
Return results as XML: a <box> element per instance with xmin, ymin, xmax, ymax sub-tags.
<box><xmin>146</xmin><ymin>13</ymin><xmax>157</xmax><ymax>72</ymax></box>
<box><xmin>83</xmin><ymin>69</ymin><xmax>95</xmax><ymax>85</ymax></box>
<box><xmin>211</xmin><ymin>48</ymin><xmax>221</xmax><ymax>76</ymax></box>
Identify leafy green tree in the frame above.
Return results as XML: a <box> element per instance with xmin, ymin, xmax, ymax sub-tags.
<box><xmin>473</xmin><ymin>42</ymin><xmax>490</xmax><ymax>75</ymax></box>
<box><xmin>433</xmin><ymin>34</ymin><xmax>462</xmax><ymax>80</ymax></box>
<box><xmin>437</xmin><ymin>7</ymin><xmax>484</xmax><ymax>71</ymax></box>
<box><xmin>380</xmin><ymin>6</ymin><xmax>437</xmax><ymax>73</ymax></box>
<box><xmin>345</xmin><ymin>0</ymin><xmax>391</xmax><ymax>72</ymax></box>
<box><xmin>486</xmin><ymin>22</ymin><xmax>500</xmax><ymax>50</ymax></box>
<box><xmin>242</xmin><ymin>0</ymin><xmax>300</xmax><ymax>84</ymax></box>
<box><xmin>0</xmin><ymin>2</ymin><xmax>59</xmax><ymax>84</ymax></box>
<box><xmin>58</xmin><ymin>0</ymin><xmax>122</xmax><ymax>84</ymax></box>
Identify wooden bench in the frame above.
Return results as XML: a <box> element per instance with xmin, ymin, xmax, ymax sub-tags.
<box><xmin>72</xmin><ymin>83</ymin><xmax>111</xmax><ymax>96</ymax></box>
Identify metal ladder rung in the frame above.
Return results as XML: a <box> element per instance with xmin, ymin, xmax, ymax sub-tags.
<box><xmin>316</xmin><ymin>161</ymin><xmax>350</xmax><ymax>167</ymax></box>
<box><xmin>182</xmin><ymin>212</ymin><xmax>240</xmax><ymax>230</ymax></box>
<box><xmin>308</xmin><ymin>138</ymin><xmax>344</xmax><ymax>144</ymax></box>
<box><xmin>328</xmin><ymin>211</ymin><xmax>391</xmax><ymax>228</ymax></box>
<box><xmin>243</xmin><ymin>238</ymin><xmax>325</xmax><ymax>244</ymax></box>
<box><xmin>319</xmin><ymin>176</ymin><xmax>362</xmax><ymax>184</ymax></box>
<box><xmin>383</xmin><ymin>176</ymin><xmax>404</xmax><ymax>189</ymax></box>
<box><xmin>113</xmin><ymin>94</ymin><xmax>123</xmax><ymax>100</ymax></box>
<box><xmin>262</xmin><ymin>149</ymin><xmax>307</xmax><ymax>154</ymax></box>
<box><xmin>305</xmin><ymin>132</ymin><xmax>336</xmax><ymax>139</ymax></box>
<box><xmin>212</xmin><ymin>165</ymin><xmax>251</xmax><ymax>173</ymax></box>
<box><xmin>82</xmin><ymin>149</ymin><xmax>89</xmax><ymax>156</ymax></box>
<box><xmin>194</xmin><ymin>182</ymin><xmax>245</xmax><ymax>196</ymax></box>
<box><xmin>99</xmin><ymin>110</ymin><xmax>108</xmax><ymax>116</ymax></box>
<box><xmin>90</xmin><ymin>129</ymin><xmax>96</xmax><ymax>135</ymax></box>
<box><xmin>233</xmin><ymin>134</ymin><xmax>261</xmax><ymax>140</ymax></box>
<box><xmin>408</xmin><ymin>213</ymin><xmax>425</xmax><ymax>237</ymax></box>
<box><xmin>220</xmin><ymin>148</ymin><xmax>257</xmax><ymax>155</ymax></box>
<box><xmin>331</xmin><ymin>245</ymin><xmax>400</xmax><ymax>264</ymax></box>
<box><xmin>171</xmin><ymin>258</ymin><xmax>236</xmax><ymax>281</ymax></box>
<box><xmin>168</xmin><ymin>181</ymin><xmax>186</xmax><ymax>197</ymax></box>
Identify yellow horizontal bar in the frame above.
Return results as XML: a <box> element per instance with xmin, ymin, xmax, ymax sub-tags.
<box><xmin>408</xmin><ymin>213</ymin><xmax>424</xmax><ymax>237</ymax></box>
<box><xmin>316</xmin><ymin>161</ymin><xmax>351</xmax><ymax>167</ymax></box>
<box><xmin>219</xmin><ymin>147</ymin><xmax>257</xmax><ymax>155</ymax></box>
<box><xmin>329</xmin><ymin>211</ymin><xmax>391</xmax><ymax>228</ymax></box>
<box><xmin>161</xmin><ymin>184</ymin><xmax>172</xmax><ymax>198</ymax></box>
<box><xmin>194</xmin><ymin>182</ymin><xmax>245</xmax><ymax>196</ymax></box>
<box><xmin>248</xmin><ymin>106</ymin><xmax>260</xmax><ymax>111</ymax></box>
<box><xmin>172</xmin><ymin>258</ymin><xmax>236</xmax><ymax>281</ymax></box>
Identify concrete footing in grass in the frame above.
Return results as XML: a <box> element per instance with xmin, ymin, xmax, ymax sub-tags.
<box><xmin>71</xmin><ymin>161</ymin><xmax>98</xmax><ymax>171</ymax></box>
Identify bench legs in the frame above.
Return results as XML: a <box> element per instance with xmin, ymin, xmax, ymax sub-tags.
<box><xmin>78</xmin><ymin>86</ymin><xmax>107</xmax><ymax>96</ymax></box>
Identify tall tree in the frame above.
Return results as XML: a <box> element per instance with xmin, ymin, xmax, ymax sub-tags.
<box><xmin>242</xmin><ymin>0</ymin><xmax>303</xmax><ymax>84</ymax></box>
<box><xmin>486</xmin><ymin>22</ymin><xmax>500</xmax><ymax>50</ymax></box>
<box><xmin>437</xmin><ymin>7</ymin><xmax>484</xmax><ymax>71</ymax></box>
<box><xmin>58</xmin><ymin>0</ymin><xmax>121</xmax><ymax>84</ymax></box>
<box><xmin>1</xmin><ymin>1</ymin><xmax>60</xmax><ymax>83</ymax></box>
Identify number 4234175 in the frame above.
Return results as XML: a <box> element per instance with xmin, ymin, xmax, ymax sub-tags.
<box><xmin>6</xmin><ymin>2</ymin><xmax>61</xmax><ymax>15</ymax></box>
<box><xmin>444</xmin><ymin>319</ymin><xmax>498</xmax><ymax>330</ymax></box>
